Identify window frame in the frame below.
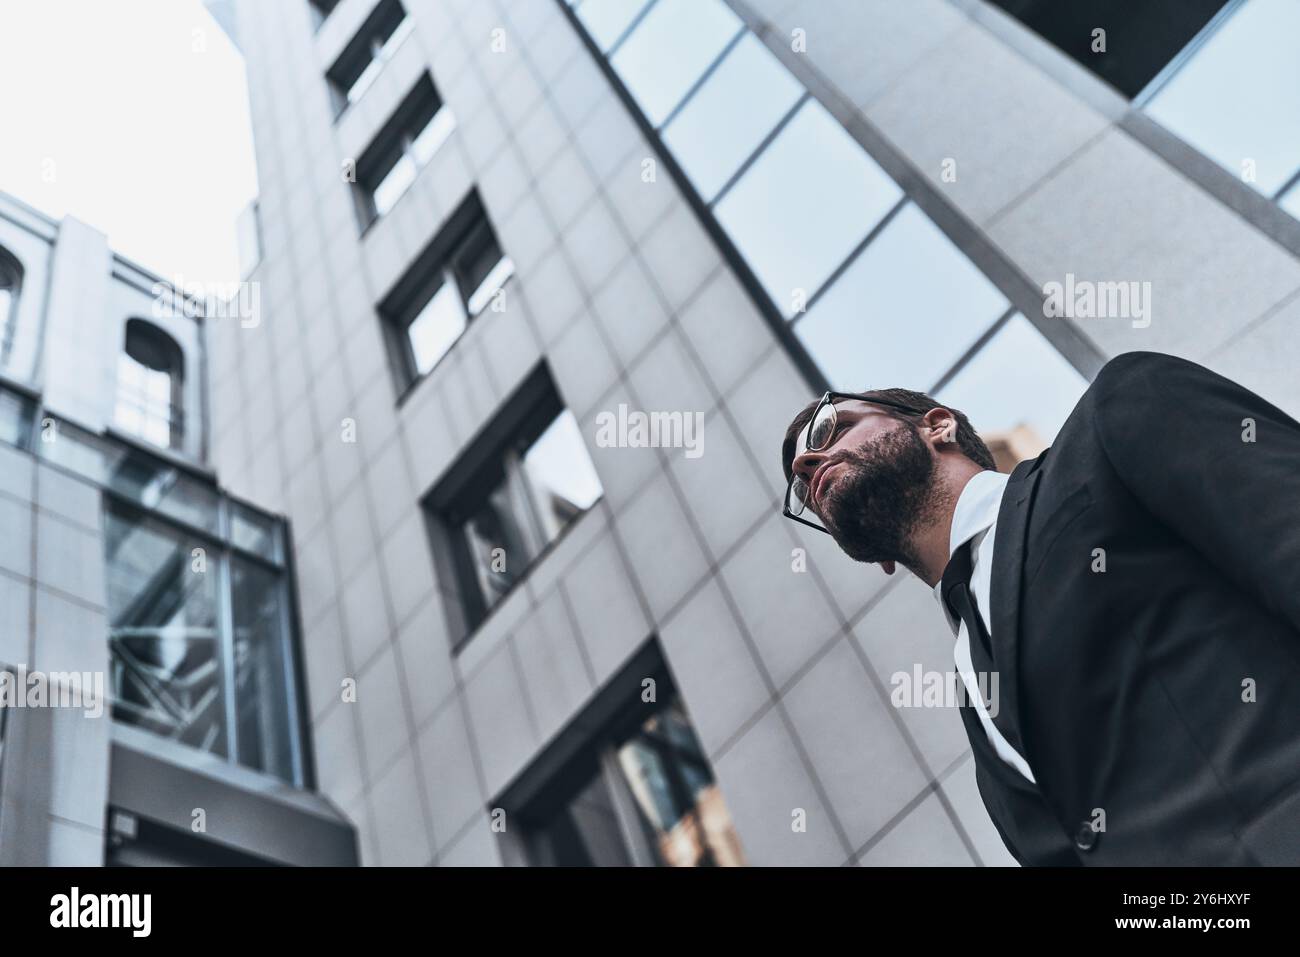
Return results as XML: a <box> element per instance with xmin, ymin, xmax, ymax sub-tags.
<box><xmin>353</xmin><ymin>73</ymin><xmax>455</xmax><ymax>230</ymax></box>
<box><xmin>325</xmin><ymin>0</ymin><xmax>412</xmax><ymax>119</ymax></box>
<box><xmin>422</xmin><ymin>364</ymin><xmax>602</xmax><ymax>652</ymax></box>
<box><xmin>378</xmin><ymin>190</ymin><xmax>514</xmax><ymax>396</ymax></box>
<box><xmin>115</xmin><ymin>318</ymin><xmax>185</xmax><ymax>452</ymax></box>
<box><xmin>0</xmin><ymin>245</ymin><xmax>23</xmax><ymax>369</ymax></box>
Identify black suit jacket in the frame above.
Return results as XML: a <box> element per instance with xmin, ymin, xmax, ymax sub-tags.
<box><xmin>973</xmin><ymin>351</ymin><xmax>1300</xmax><ymax>866</ymax></box>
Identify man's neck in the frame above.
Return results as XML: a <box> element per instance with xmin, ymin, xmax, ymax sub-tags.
<box><xmin>909</xmin><ymin>465</ymin><xmax>984</xmax><ymax>588</ymax></box>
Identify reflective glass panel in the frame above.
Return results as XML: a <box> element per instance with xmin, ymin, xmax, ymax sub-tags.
<box><xmin>406</xmin><ymin>279</ymin><xmax>467</xmax><ymax>375</ymax></box>
<box><xmin>936</xmin><ymin>314</ymin><xmax>1088</xmax><ymax>450</ymax></box>
<box><xmin>372</xmin><ymin>153</ymin><xmax>418</xmax><ymax>217</ymax></box>
<box><xmin>104</xmin><ymin>503</ymin><xmax>225</xmax><ymax>758</ymax></box>
<box><xmin>794</xmin><ymin>203</ymin><xmax>1008</xmax><ymax>390</ymax></box>
<box><xmin>1144</xmin><ymin>0</ymin><xmax>1300</xmax><ymax>195</ymax></box>
<box><xmin>715</xmin><ymin>99</ymin><xmax>903</xmax><ymax>317</ymax></box>
<box><xmin>411</xmin><ymin>106</ymin><xmax>457</xmax><ymax>165</ymax></box>
<box><xmin>662</xmin><ymin>32</ymin><xmax>804</xmax><ymax>201</ymax></box>
<box><xmin>231</xmin><ymin>556</ymin><xmax>295</xmax><ymax>781</ymax></box>
<box><xmin>610</xmin><ymin>0</ymin><xmax>743</xmax><ymax>127</ymax></box>
<box><xmin>576</xmin><ymin>0</ymin><xmax>651</xmax><ymax>51</ymax></box>
<box><xmin>521</xmin><ymin>409</ymin><xmax>603</xmax><ymax>545</ymax></box>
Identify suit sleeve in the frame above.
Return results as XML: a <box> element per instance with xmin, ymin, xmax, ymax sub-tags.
<box><xmin>1091</xmin><ymin>351</ymin><xmax>1300</xmax><ymax>635</ymax></box>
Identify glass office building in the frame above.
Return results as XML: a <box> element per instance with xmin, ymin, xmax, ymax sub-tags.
<box><xmin>2</xmin><ymin>0</ymin><xmax>1297</xmax><ymax>866</ymax></box>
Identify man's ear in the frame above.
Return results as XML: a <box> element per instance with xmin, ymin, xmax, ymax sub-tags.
<box><xmin>920</xmin><ymin>407</ymin><xmax>958</xmax><ymax>448</ymax></box>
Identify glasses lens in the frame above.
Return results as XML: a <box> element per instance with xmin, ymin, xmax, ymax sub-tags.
<box><xmin>789</xmin><ymin>475</ymin><xmax>810</xmax><ymax>515</ymax></box>
<box><xmin>807</xmin><ymin>402</ymin><xmax>836</xmax><ymax>451</ymax></box>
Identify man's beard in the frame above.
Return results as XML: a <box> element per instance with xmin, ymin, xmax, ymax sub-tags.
<box><xmin>818</xmin><ymin>421</ymin><xmax>942</xmax><ymax>571</ymax></box>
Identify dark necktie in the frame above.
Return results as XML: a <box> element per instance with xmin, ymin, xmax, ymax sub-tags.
<box><xmin>940</xmin><ymin>541</ymin><xmax>997</xmax><ymax>705</ymax></box>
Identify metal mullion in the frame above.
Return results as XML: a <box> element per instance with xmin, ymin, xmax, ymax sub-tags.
<box><xmin>707</xmin><ymin>90</ymin><xmax>809</xmax><ymax>209</ymax></box>
<box><xmin>1272</xmin><ymin>166</ymin><xmax>1300</xmax><ymax>203</ymax></box>
<box><xmin>605</xmin><ymin>0</ymin><xmax>658</xmax><ymax>59</ymax></box>
<box><xmin>926</xmin><ymin>306</ymin><xmax>1018</xmax><ymax>396</ymax></box>
<box><xmin>216</xmin><ymin>499</ymin><xmax>239</xmax><ymax>770</ymax></box>
<box><xmin>795</xmin><ymin>196</ymin><xmax>910</xmax><ymax>321</ymax></box>
<box><xmin>657</xmin><ymin>25</ymin><xmax>746</xmax><ymax>132</ymax></box>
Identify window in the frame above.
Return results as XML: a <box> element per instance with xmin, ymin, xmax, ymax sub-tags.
<box><xmin>989</xmin><ymin>0</ymin><xmax>1229</xmax><ymax>98</ymax></box>
<box><xmin>39</xmin><ymin>415</ymin><xmax>310</xmax><ymax>784</ymax></box>
<box><xmin>0</xmin><ymin>246</ymin><xmax>21</xmax><ymax>368</ymax></box>
<box><xmin>566</xmin><ymin>0</ymin><xmax>1093</xmax><ymax>455</ymax></box>
<box><xmin>714</xmin><ymin>98</ymin><xmax>903</xmax><ymax>316</ymax></box>
<box><xmin>936</xmin><ymin>313</ymin><xmax>1088</xmax><ymax>466</ymax></box>
<box><xmin>793</xmin><ymin>204</ymin><xmax>1009</xmax><ymax>391</ymax></box>
<box><xmin>354</xmin><ymin>74</ymin><xmax>457</xmax><ymax>228</ymax></box>
<box><xmin>379</xmin><ymin>191</ymin><xmax>514</xmax><ymax>388</ymax></box>
<box><xmin>500</xmin><ymin>650</ymin><xmax>746</xmax><ymax>867</ymax></box>
<box><xmin>609</xmin><ymin>0</ymin><xmax>742</xmax><ymax>126</ymax></box>
<box><xmin>307</xmin><ymin>0</ymin><xmax>339</xmax><ymax>32</ymax></box>
<box><xmin>1142</xmin><ymin>0</ymin><xmax>1300</xmax><ymax>214</ymax></box>
<box><xmin>326</xmin><ymin>0</ymin><xmax>413</xmax><ymax>117</ymax></box>
<box><xmin>115</xmin><ymin>319</ymin><xmax>184</xmax><ymax>450</ymax></box>
<box><xmin>425</xmin><ymin>366</ymin><xmax>601</xmax><ymax>646</ymax></box>
<box><xmin>662</xmin><ymin>32</ymin><xmax>803</xmax><ymax>202</ymax></box>
<box><xmin>0</xmin><ymin>382</ymin><xmax>35</xmax><ymax>450</ymax></box>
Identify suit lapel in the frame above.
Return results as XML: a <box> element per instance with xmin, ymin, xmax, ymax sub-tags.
<box><xmin>988</xmin><ymin>457</ymin><xmax>1043</xmax><ymax>762</ymax></box>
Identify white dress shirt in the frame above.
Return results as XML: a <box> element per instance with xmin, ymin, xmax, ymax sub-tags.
<box><xmin>932</xmin><ymin>469</ymin><xmax>1036</xmax><ymax>783</ymax></box>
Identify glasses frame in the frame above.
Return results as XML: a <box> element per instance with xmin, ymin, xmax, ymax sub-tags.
<box><xmin>781</xmin><ymin>392</ymin><xmax>922</xmax><ymax>534</ymax></box>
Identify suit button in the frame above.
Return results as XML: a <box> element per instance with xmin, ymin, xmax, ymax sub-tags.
<box><xmin>1074</xmin><ymin>821</ymin><xmax>1100</xmax><ymax>851</ymax></box>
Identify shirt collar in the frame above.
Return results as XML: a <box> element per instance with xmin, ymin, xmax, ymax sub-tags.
<box><xmin>932</xmin><ymin>468</ymin><xmax>1009</xmax><ymax>612</ymax></box>
<box><xmin>947</xmin><ymin>469</ymin><xmax>1010</xmax><ymax>559</ymax></box>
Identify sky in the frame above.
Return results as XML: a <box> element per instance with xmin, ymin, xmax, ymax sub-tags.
<box><xmin>0</xmin><ymin>0</ymin><xmax>259</xmax><ymax>286</ymax></box>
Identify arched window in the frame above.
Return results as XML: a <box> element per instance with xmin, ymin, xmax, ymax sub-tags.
<box><xmin>115</xmin><ymin>319</ymin><xmax>184</xmax><ymax>449</ymax></box>
<box><xmin>0</xmin><ymin>246</ymin><xmax>22</xmax><ymax>367</ymax></box>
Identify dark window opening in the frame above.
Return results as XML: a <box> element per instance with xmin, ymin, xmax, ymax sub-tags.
<box><xmin>498</xmin><ymin>644</ymin><xmax>747</xmax><ymax>867</ymax></box>
<box><xmin>307</xmin><ymin>0</ymin><xmax>340</xmax><ymax>32</ymax></box>
<box><xmin>989</xmin><ymin>0</ymin><xmax>1230</xmax><ymax>98</ymax></box>
<box><xmin>377</xmin><ymin>190</ymin><xmax>514</xmax><ymax>390</ymax></box>
<box><xmin>353</xmin><ymin>73</ymin><xmax>456</xmax><ymax>228</ymax></box>
<box><xmin>423</xmin><ymin>365</ymin><xmax>601</xmax><ymax>648</ymax></box>
<box><xmin>0</xmin><ymin>245</ymin><xmax>22</xmax><ymax>368</ymax></box>
<box><xmin>326</xmin><ymin>0</ymin><xmax>411</xmax><ymax>117</ymax></box>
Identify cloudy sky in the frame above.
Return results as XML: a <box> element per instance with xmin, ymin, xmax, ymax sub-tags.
<box><xmin>0</xmin><ymin>0</ymin><xmax>258</xmax><ymax>285</ymax></box>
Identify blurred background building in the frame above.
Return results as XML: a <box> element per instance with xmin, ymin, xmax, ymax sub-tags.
<box><xmin>1</xmin><ymin>0</ymin><xmax>1297</xmax><ymax>865</ymax></box>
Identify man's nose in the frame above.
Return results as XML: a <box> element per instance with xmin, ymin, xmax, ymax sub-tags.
<box><xmin>792</xmin><ymin>448</ymin><xmax>828</xmax><ymax>481</ymax></box>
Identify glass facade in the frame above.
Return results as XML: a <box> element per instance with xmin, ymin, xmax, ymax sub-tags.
<box><xmin>1</xmin><ymin>398</ymin><xmax>306</xmax><ymax>786</ymax></box>
<box><xmin>566</xmin><ymin>0</ymin><xmax>1088</xmax><ymax>455</ymax></box>
<box><xmin>520</xmin><ymin>693</ymin><xmax>745</xmax><ymax>867</ymax></box>
<box><xmin>1142</xmin><ymin>0</ymin><xmax>1300</xmax><ymax>217</ymax></box>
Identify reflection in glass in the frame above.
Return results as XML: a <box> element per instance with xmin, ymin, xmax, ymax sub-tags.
<box><xmin>231</xmin><ymin>557</ymin><xmax>296</xmax><ymax>782</ymax></box>
<box><xmin>452</xmin><ymin>406</ymin><xmax>603</xmax><ymax>619</ymax></box>
<box><xmin>105</xmin><ymin>503</ymin><xmax>225</xmax><ymax>758</ymax></box>
<box><xmin>115</xmin><ymin>353</ymin><xmax>175</xmax><ymax>449</ymax></box>
<box><xmin>715</xmin><ymin>100</ymin><xmax>902</xmax><ymax>316</ymax></box>
<box><xmin>406</xmin><ymin>281</ymin><xmax>467</xmax><ymax>376</ymax></box>
<box><xmin>0</xmin><ymin>386</ymin><xmax>33</xmax><ymax>448</ymax></box>
<box><xmin>411</xmin><ymin>106</ymin><xmax>457</xmax><ymax>165</ymax></box>
<box><xmin>1144</xmin><ymin>0</ymin><xmax>1300</xmax><ymax>196</ymax></box>
<box><xmin>372</xmin><ymin>153</ymin><xmax>418</xmax><ymax>218</ymax></box>
<box><xmin>794</xmin><ymin>204</ymin><xmax>1008</xmax><ymax>390</ymax></box>
<box><xmin>523</xmin><ymin>695</ymin><xmax>746</xmax><ymax>866</ymax></box>
<box><xmin>610</xmin><ymin>0</ymin><xmax>743</xmax><ymax>127</ymax></box>
<box><xmin>521</xmin><ymin>409</ymin><xmax>603</xmax><ymax>543</ymax></box>
<box><xmin>936</xmin><ymin>314</ymin><xmax>1088</xmax><ymax>452</ymax></box>
<box><xmin>663</xmin><ymin>32</ymin><xmax>804</xmax><ymax>201</ymax></box>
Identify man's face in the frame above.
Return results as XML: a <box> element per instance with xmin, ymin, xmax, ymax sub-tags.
<box><xmin>789</xmin><ymin>400</ymin><xmax>939</xmax><ymax>570</ymax></box>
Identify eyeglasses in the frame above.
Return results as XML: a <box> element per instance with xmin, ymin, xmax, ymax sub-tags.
<box><xmin>781</xmin><ymin>392</ymin><xmax>919</xmax><ymax>535</ymax></box>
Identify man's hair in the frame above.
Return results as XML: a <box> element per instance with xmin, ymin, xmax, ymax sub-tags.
<box><xmin>781</xmin><ymin>387</ymin><xmax>996</xmax><ymax>481</ymax></box>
